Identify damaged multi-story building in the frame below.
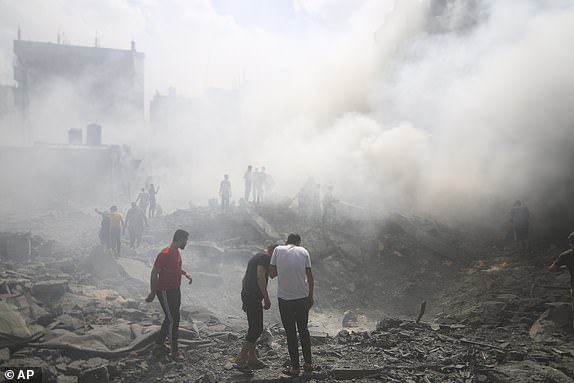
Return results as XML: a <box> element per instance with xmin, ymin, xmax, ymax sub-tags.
<box><xmin>0</xmin><ymin>32</ymin><xmax>146</xmax><ymax>209</ymax></box>
<box><xmin>12</xmin><ymin>33</ymin><xmax>145</xmax><ymax>142</ymax></box>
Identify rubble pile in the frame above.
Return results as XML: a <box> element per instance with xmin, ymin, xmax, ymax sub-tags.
<box><xmin>0</xmin><ymin>204</ymin><xmax>573</xmax><ymax>382</ymax></box>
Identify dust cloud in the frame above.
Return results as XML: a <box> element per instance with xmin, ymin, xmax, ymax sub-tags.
<box><xmin>1</xmin><ymin>0</ymin><xmax>573</xmax><ymax>237</ymax></box>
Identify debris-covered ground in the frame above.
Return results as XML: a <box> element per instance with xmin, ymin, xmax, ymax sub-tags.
<box><xmin>1</xmin><ymin>203</ymin><xmax>573</xmax><ymax>382</ymax></box>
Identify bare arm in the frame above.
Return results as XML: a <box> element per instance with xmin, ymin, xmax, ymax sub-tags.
<box><xmin>306</xmin><ymin>268</ymin><xmax>314</xmax><ymax>308</ymax></box>
<box><xmin>257</xmin><ymin>265</ymin><xmax>271</xmax><ymax>308</ymax></box>
<box><xmin>146</xmin><ymin>266</ymin><xmax>160</xmax><ymax>302</ymax></box>
<box><xmin>182</xmin><ymin>269</ymin><xmax>192</xmax><ymax>283</ymax></box>
<box><xmin>269</xmin><ymin>265</ymin><xmax>277</xmax><ymax>279</ymax></box>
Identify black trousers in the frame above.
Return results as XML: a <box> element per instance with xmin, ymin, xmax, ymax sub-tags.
<box><xmin>278</xmin><ymin>297</ymin><xmax>311</xmax><ymax>369</ymax></box>
<box><xmin>156</xmin><ymin>288</ymin><xmax>181</xmax><ymax>352</ymax></box>
<box><xmin>110</xmin><ymin>227</ymin><xmax>121</xmax><ymax>254</ymax></box>
<box><xmin>128</xmin><ymin>227</ymin><xmax>143</xmax><ymax>247</ymax></box>
<box><xmin>243</xmin><ymin>295</ymin><xmax>264</xmax><ymax>343</ymax></box>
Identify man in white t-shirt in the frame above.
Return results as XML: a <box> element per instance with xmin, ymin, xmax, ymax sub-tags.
<box><xmin>269</xmin><ymin>233</ymin><xmax>314</xmax><ymax>376</ymax></box>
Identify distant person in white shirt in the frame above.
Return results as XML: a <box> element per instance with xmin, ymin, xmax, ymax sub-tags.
<box><xmin>269</xmin><ymin>233</ymin><xmax>314</xmax><ymax>376</ymax></box>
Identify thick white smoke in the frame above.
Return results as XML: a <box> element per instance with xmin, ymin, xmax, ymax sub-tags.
<box><xmin>1</xmin><ymin>0</ymin><xmax>574</xmax><ymax>237</ymax></box>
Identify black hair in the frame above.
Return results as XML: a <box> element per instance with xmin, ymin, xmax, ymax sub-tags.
<box><xmin>286</xmin><ymin>233</ymin><xmax>301</xmax><ymax>245</ymax></box>
<box><xmin>173</xmin><ymin>229</ymin><xmax>189</xmax><ymax>242</ymax></box>
<box><xmin>267</xmin><ymin>244</ymin><xmax>279</xmax><ymax>253</ymax></box>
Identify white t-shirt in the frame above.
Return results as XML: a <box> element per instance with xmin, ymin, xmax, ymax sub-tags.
<box><xmin>270</xmin><ymin>244</ymin><xmax>312</xmax><ymax>300</ymax></box>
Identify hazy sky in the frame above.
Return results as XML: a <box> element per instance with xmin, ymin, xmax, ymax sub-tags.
<box><xmin>0</xmin><ymin>0</ymin><xmax>383</xmax><ymax>97</ymax></box>
<box><xmin>1</xmin><ymin>0</ymin><xmax>574</xmax><ymax>234</ymax></box>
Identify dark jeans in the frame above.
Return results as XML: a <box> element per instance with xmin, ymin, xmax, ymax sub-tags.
<box><xmin>278</xmin><ymin>297</ymin><xmax>311</xmax><ymax>369</ymax></box>
<box><xmin>110</xmin><ymin>227</ymin><xmax>121</xmax><ymax>255</ymax></box>
<box><xmin>156</xmin><ymin>288</ymin><xmax>181</xmax><ymax>352</ymax></box>
<box><xmin>128</xmin><ymin>227</ymin><xmax>143</xmax><ymax>247</ymax></box>
<box><xmin>243</xmin><ymin>295</ymin><xmax>263</xmax><ymax>343</ymax></box>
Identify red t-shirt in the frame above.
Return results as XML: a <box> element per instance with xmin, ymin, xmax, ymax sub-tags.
<box><xmin>154</xmin><ymin>246</ymin><xmax>183</xmax><ymax>290</ymax></box>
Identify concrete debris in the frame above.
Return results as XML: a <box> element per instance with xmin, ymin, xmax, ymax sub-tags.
<box><xmin>31</xmin><ymin>280</ymin><xmax>69</xmax><ymax>302</ymax></box>
<box><xmin>0</xmin><ymin>205</ymin><xmax>573</xmax><ymax>382</ymax></box>
<box><xmin>78</xmin><ymin>365</ymin><xmax>109</xmax><ymax>383</ymax></box>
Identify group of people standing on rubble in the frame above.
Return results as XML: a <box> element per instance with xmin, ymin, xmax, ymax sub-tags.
<box><xmin>218</xmin><ymin>166</ymin><xmax>274</xmax><ymax>213</ymax></box>
<box><xmin>220</xmin><ymin>167</ymin><xmax>339</xmax><ymax>226</ymax></box>
<box><xmin>95</xmin><ymin>183</ymin><xmax>160</xmax><ymax>256</ymax></box>
<box><xmin>145</xmin><ymin>230</ymin><xmax>315</xmax><ymax>377</ymax></box>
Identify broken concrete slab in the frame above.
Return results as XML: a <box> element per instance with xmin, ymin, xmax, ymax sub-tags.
<box><xmin>486</xmin><ymin>360</ymin><xmax>573</xmax><ymax>383</ymax></box>
<box><xmin>31</xmin><ymin>280</ymin><xmax>69</xmax><ymax>302</ymax></box>
<box><xmin>530</xmin><ymin>302</ymin><xmax>573</xmax><ymax>343</ymax></box>
<box><xmin>243</xmin><ymin>209</ymin><xmax>281</xmax><ymax>240</ymax></box>
<box><xmin>56</xmin><ymin>376</ymin><xmax>78</xmax><ymax>383</ymax></box>
<box><xmin>78</xmin><ymin>365</ymin><xmax>109</xmax><ymax>383</ymax></box>
<box><xmin>388</xmin><ymin>214</ymin><xmax>462</xmax><ymax>262</ymax></box>
<box><xmin>115</xmin><ymin>257</ymin><xmax>150</xmax><ymax>284</ymax></box>
<box><xmin>29</xmin><ymin>323</ymin><xmax>160</xmax><ymax>357</ymax></box>
<box><xmin>0</xmin><ymin>300</ymin><xmax>43</xmax><ymax>348</ymax></box>
<box><xmin>83</xmin><ymin>246</ymin><xmax>126</xmax><ymax>279</ymax></box>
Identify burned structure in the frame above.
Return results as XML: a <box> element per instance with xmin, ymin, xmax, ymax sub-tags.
<box><xmin>12</xmin><ymin>37</ymin><xmax>145</xmax><ymax>142</ymax></box>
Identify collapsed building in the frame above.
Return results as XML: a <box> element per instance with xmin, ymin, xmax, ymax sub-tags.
<box><xmin>1</xmin><ymin>200</ymin><xmax>573</xmax><ymax>382</ymax></box>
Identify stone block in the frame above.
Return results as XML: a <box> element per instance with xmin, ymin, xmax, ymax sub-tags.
<box><xmin>31</xmin><ymin>280</ymin><xmax>69</xmax><ymax>302</ymax></box>
<box><xmin>78</xmin><ymin>366</ymin><xmax>109</xmax><ymax>383</ymax></box>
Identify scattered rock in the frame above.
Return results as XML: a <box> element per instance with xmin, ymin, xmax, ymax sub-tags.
<box><xmin>31</xmin><ymin>280</ymin><xmax>69</xmax><ymax>302</ymax></box>
<box><xmin>78</xmin><ymin>366</ymin><xmax>109</xmax><ymax>383</ymax></box>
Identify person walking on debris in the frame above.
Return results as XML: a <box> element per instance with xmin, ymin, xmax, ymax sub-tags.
<box><xmin>95</xmin><ymin>206</ymin><xmax>125</xmax><ymax>257</ymax></box>
<box><xmin>125</xmin><ymin>202</ymin><xmax>148</xmax><ymax>248</ymax></box>
<box><xmin>322</xmin><ymin>185</ymin><xmax>338</xmax><ymax>225</ymax></box>
<box><xmin>98</xmin><ymin>209</ymin><xmax>111</xmax><ymax>249</ymax></box>
<box><xmin>219</xmin><ymin>174</ymin><xmax>232</xmax><ymax>213</ymax></box>
<box><xmin>145</xmin><ymin>229</ymin><xmax>192</xmax><ymax>357</ymax></box>
<box><xmin>148</xmin><ymin>184</ymin><xmax>160</xmax><ymax>218</ymax></box>
<box><xmin>511</xmin><ymin>200</ymin><xmax>530</xmax><ymax>250</ymax></box>
<box><xmin>136</xmin><ymin>188</ymin><xmax>150</xmax><ymax>213</ymax></box>
<box><xmin>548</xmin><ymin>232</ymin><xmax>574</xmax><ymax>320</ymax></box>
<box><xmin>269</xmin><ymin>234</ymin><xmax>314</xmax><ymax>376</ymax></box>
<box><xmin>244</xmin><ymin>165</ymin><xmax>253</xmax><ymax>202</ymax></box>
<box><xmin>234</xmin><ymin>244</ymin><xmax>279</xmax><ymax>371</ymax></box>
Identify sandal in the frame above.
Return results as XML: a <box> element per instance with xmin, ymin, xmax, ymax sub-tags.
<box><xmin>303</xmin><ymin>364</ymin><xmax>313</xmax><ymax>375</ymax></box>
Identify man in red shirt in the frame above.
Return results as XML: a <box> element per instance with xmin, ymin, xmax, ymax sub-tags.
<box><xmin>145</xmin><ymin>229</ymin><xmax>192</xmax><ymax>355</ymax></box>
